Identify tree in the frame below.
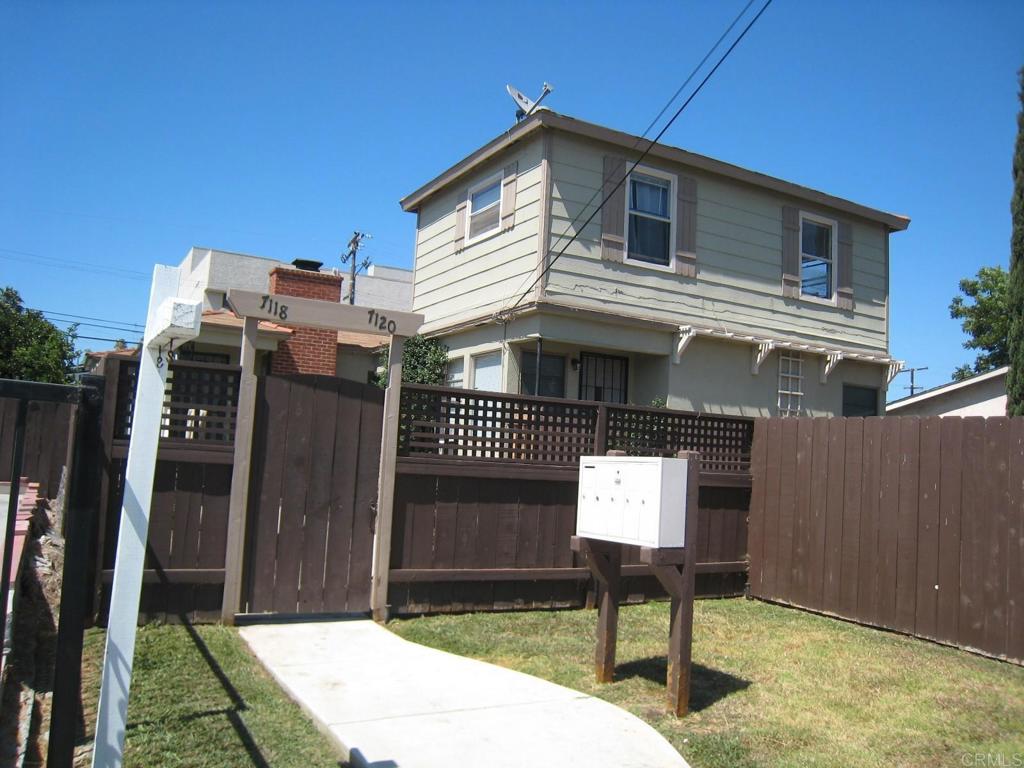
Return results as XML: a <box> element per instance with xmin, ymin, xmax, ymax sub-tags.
<box><xmin>0</xmin><ymin>287</ymin><xmax>78</xmax><ymax>384</ymax></box>
<box><xmin>949</xmin><ymin>266</ymin><xmax>1010</xmax><ymax>381</ymax></box>
<box><xmin>374</xmin><ymin>335</ymin><xmax>449</xmax><ymax>388</ymax></box>
<box><xmin>1007</xmin><ymin>68</ymin><xmax>1024</xmax><ymax>415</ymax></box>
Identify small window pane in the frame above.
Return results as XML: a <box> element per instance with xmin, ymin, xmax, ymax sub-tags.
<box><xmin>446</xmin><ymin>357</ymin><xmax>464</xmax><ymax>388</ymax></box>
<box><xmin>469</xmin><ymin>204</ymin><xmax>500</xmax><ymax>238</ymax></box>
<box><xmin>473</xmin><ymin>352</ymin><xmax>502</xmax><ymax>391</ymax></box>
<box><xmin>521</xmin><ymin>351</ymin><xmax>565</xmax><ymax>398</ymax></box>
<box><xmin>801</xmin><ymin>257</ymin><xmax>831</xmax><ymax>298</ymax></box>
<box><xmin>628</xmin><ymin>215</ymin><xmax>671</xmax><ymax>266</ymax></box>
<box><xmin>630</xmin><ymin>175</ymin><xmax>669</xmax><ymax>217</ymax></box>
<box><xmin>471</xmin><ymin>180</ymin><xmax>500</xmax><ymax>211</ymax></box>
<box><xmin>801</xmin><ymin>220</ymin><xmax>831</xmax><ymax>260</ymax></box>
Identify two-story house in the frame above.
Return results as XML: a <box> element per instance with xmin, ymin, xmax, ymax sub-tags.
<box><xmin>400</xmin><ymin>110</ymin><xmax>909</xmax><ymax>417</ymax></box>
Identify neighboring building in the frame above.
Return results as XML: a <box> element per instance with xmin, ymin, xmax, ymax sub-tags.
<box><xmin>885</xmin><ymin>367</ymin><xmax>1008</xmax><ymax>417</ymax></box>
<box><xmin>88</xmin><ymin>247</ymin><xmax>413</xmax><ymax>383</ymax></box>
<box><xmin>400</xmin><ymin>110</ymin><xmax>910</xmax><ymax>417</ymax></box>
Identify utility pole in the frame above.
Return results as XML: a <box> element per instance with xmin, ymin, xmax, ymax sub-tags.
<box><xmin>897</xmin><ymin>366</ymin><xmax>929</xmax><ymax>396</ymax></box>
<box><xmin>343</xmin><ymin>231</ymin><xmax>371</xmax><ymax>305</ymax></box>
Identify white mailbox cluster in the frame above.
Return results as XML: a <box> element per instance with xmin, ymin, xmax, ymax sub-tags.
<box><xmin>576</xmin><ymin>456</ymin><xmax>689</xmax><ymax>548</ymax></box>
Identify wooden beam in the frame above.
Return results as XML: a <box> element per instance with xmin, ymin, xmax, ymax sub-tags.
<box><xmin>370</xmin><ymin>335</ymin><xmax>405</xmax><ymax>622</ymax></box>
<box><xmin>102</xmin><ymin>568</ymin><xmax>225</xmax><ymax>585</ymax></box>
<box><xmin>226</xmin><ymin>288</ymin><xmax>423</xmax><ymax>338</ymax></box>
<box><xmin>639</xmin><ymin>547</ymin><xmax>687</xmax><ymax>566</ymax></box>
<box><xmin>221</xmin><ymin>315</ymin><xmax>259</xmax><ymax>623</ymax></box>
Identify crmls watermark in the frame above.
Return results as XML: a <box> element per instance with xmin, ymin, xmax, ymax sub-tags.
<box><xmin>961</xmin><ymin>753</ymin><xmax>1024</xmax><ymax>767</ymax></box>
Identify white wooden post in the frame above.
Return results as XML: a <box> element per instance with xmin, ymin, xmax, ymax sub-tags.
<box><xmin>91</xmin><ymin>266</ymin><xmax>200</xmax><ymax>768</ymax></box>
<box><xmin>370</xmin><ymin>334</ymin><xmax>404</xmax><ymax>622</ymax></box>
<box><xmin>221</xmin><ymin>315</ymin><xmax>259</xmax><ymax>622</ymax></box>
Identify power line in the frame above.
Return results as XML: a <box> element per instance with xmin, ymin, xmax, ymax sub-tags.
<box><xmin>45</xmin><ymin>317</ymin><xmax>148</xmax><ymax>335</ymax></box>
<box><xmin>0</xmin><ymin>248</ymin><xmax>150</xmax><ymax>282</ymax></box>
<box><xmin>499</xmin><ymin>0</ymin><xmax>773</xmax><ymax>319</ymax></box>
<box><xmin>30</xmin><ymin>308</ymin><xmax>145</xmax><ymax>328</ymax></box>
<box><xmin>75</xmin><ymin>334</ymin><xmax>142</xmax><ymax>345</ymax></box>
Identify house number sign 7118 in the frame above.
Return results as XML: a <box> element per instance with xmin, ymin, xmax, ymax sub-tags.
<box><xmin>259</xmin><ymin>294</ymin><xmax>288</xmax><ymax>320</ymax></box>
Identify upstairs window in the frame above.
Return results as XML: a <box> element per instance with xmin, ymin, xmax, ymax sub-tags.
<box><xmin>626</xmin><ymin>170</ymin><xmax>673</xmax><ymax>268</ymax></box>
<box><xmin>467</xmin><ymin>173</ymin><xmax>502</xmax><ymax>241</ymax></box>
<box><xmin>800</xmin><ymin>213</ymin><xmax>836</xmax><ymax>300</ymax></box>
<box><xmin>778</xmin><ymin>352</ymin><xmax>803</xmax><ymax>417</ymax></box>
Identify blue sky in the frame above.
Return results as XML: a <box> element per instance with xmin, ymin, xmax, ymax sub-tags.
<box><xmin>1</xmin><ymin>0</ymin><xmax>1021</xmax><ymax>396</ymax></box>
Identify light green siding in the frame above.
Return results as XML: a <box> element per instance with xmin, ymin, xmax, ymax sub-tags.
<box><xmin>544</xmin><ymin>134</ymin><xmax>890</xmax><ymax>354</ymax></box>
<box><xmin>433</xmin><ymin>311</ymin><xmax>886</xmax><ymax>416</ymax></box>
<box><xmin>413</xmin><ymin>136</ymin><xmax>544</xmax><ymax>333</ymax></box>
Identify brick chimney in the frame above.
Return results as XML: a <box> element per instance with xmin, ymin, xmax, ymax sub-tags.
<box><xmin>268</xmin><ymin>261</ymin><xmax>341</xmax><ymax>375</ymax></box>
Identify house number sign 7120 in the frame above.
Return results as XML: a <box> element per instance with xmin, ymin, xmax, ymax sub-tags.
<box><xmin>367</xmin><ymin>309</ymin><xmax>398</xmax><ymax>335</ymax></box>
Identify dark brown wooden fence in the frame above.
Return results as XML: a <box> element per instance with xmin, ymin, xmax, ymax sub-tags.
<box><xmin>95</xmin><ymin>358</ymin><xmax>240</xmax><ymax>623</ymax></box>
<box><xmin>0</xmin><ymin>395</ymin><xmax>74</xmax><ymax>497</ymax></box>
<box><xmin>388</xmin><ymin>385</ymin><xmax>753</xmax><ymax>614</ymax></box>
<box><xmin>749</xmin><ymin>416</ymin><xmax>1024</xmax><ymax>665</ymax></box>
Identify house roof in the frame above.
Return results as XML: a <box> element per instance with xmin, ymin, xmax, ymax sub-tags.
<box><xmin>337</xmin><ymin>330</ymin><xmax>384</xmax><ymax>349</ymax></box>
<box><xmin>201</xmin><ymin>309</ymin><xmax>292</xmax><ymax>336</ymax></box>
<box><xmin>886</xmin><ymin>366</ymin><xmax>1008</xmax><ymax>412</ymax></box>
<box><xmin>399</xmin><ymin>109</ymin><xmax>911</xmax><ymax>232</ymax></box>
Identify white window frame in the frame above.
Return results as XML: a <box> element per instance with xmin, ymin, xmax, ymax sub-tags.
<box><xmin>777</xmin><ymin>351</ymin><xmax>803</xmax><ymax>417</ymax></box>
<box><xmin>465</xmin><ymin>171</ymin><xmax>504</xmax><ymax>246</ymax></box>
<box><xmin>623</xmin><ymin>165</ymin><xmax>676</xmax><ymax>273</ymax></box>
<box><xmin>798</xmin><ymin>211</ymin><xmax>838</xmax><ymax>304</ymax></box>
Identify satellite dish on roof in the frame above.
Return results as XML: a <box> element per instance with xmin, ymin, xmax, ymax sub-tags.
<box><xmin>506</xmin><ymin>82</ymin><xmax>554</xmax><ymax>123</ymax></box>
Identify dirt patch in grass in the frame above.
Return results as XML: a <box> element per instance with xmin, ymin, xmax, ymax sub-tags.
<box><xmin>389</xmin><ymin>599</ymin><xmax>1024</xmax><ymax>768</ymax></box>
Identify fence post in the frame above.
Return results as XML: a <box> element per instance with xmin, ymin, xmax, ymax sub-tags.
<box><xmin>595</xmin><ymin>404</ymin><xmax>608</xmax><ymax>454</ymax></box>
<box><xmin>0</xmin><ymin>398</ymin><xmax>28</xmax><ymax>656</ymax></box>
<box><xmin>48</xmin><ymin>379</ymin><xmax>103</xmax><ymax>767</ymax></box>
<box><xmin>90</xmin><ymin>360</ymin><xmax>122</xmax><ymax>624</ymax></box>
<box><xmin>370</xmin><ymin>334</ymin><xmax>405</xmax><ymax>622</ymax></box>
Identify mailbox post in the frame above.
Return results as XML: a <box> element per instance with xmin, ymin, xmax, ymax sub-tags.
<box><xmin>570</xmin><ymin>449</ymin><xmax>700</xmax><ymax>716</ymax></box>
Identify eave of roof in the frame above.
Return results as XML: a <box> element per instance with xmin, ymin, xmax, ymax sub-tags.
<box><xmin>399</xmin><ymin>110</ymin><xmax>910</xmax><ymax>232</ymax></box>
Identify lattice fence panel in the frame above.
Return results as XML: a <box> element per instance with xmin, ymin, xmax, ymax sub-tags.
<box><xmin>606</xmin><ymin>406</ymin><xmax>754</xmax><ymax>473</ymax></box>
<box><xmin>114</xmin><ymin>360</ymin><xmax>240</xmax><ymax>445</ymax></box>
<box><xmin>400</xmin><ymin>385</ymin><xmax>599</xmax><ymax>464</ymax></box>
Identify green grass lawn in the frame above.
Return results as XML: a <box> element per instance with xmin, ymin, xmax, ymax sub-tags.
<box><xmin>389</xmin><ymin>598</ymin><xmax>1024</xmax><ymax>768</ymax></box>
<box><xmin>78</xmin><ymin>624</ymin><xmax>343</xmax><ymax>767</ymax></box>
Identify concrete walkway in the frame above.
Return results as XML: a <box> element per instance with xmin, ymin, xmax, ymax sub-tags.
<box><xmin>240</xmin><ymin>619</ymin><xmax>688</xmax><ymax>768</ymax></box>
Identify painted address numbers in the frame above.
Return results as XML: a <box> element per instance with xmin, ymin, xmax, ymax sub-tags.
<box><xmin>259</xmin><ymin>294</ymin><xmax>288</xmax><ymax>320</ymax></box>
<box><xmin>257</xmin><ymin>294</ymin><xmax>399</xmax><ymax>335</ymax></box>
<box><xmin>367</xmin><ymin>308</ymin><xmax>398</xmax><ymax>334</ymax></box>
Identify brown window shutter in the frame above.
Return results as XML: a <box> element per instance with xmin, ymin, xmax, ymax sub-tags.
<box><xmin>674</xmin><ymin>174</ymin><xmax>697</xmax><ymax>277</ymax></box>
<box><xmin>500</xmin><ymin>161</ymin><xmax>518</xmax><ymax>231</ymax></box>
<box><xmin>781</xmin><ymin>206</ymin><xmax>800</xmax><ymax>298</ymax></box>
<box><xmin>837</xmin><ymin>220</ymin><xmax>854</xmax><ymax>310</ymax></box>
<box><xmin>453</xmin><ymin>199</ymin><xmax>468</xmax><ymax>251</ymax></box>
<box><xmin>600</xmin><ymin>155</ymin><xmax>627</xmax><ymax>263</ymax></box>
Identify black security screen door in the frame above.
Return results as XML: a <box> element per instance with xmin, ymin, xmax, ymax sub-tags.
<box><xmin>579</xmin><ymin>352</ymin><xmax>628</xmax><ymax>404</ymax></box>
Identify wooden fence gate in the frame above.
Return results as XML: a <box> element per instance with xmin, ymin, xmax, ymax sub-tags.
<box><xmin>242</xmin><ymin>373</ymin><xmax>384</xmax><ymax>615</ymax></box>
